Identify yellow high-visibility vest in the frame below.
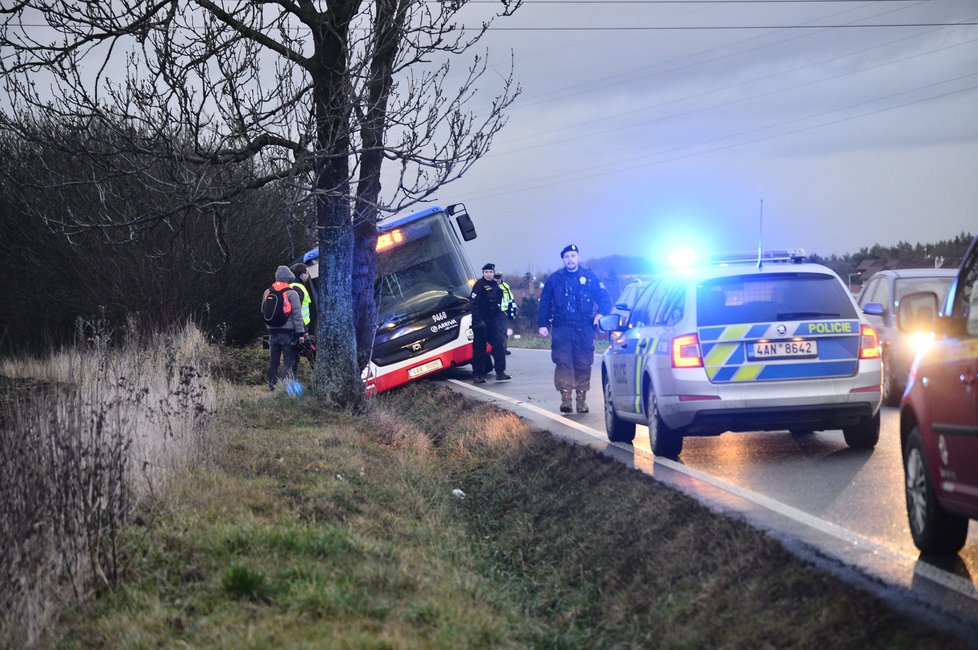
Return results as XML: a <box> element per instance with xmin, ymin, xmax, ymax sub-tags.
<box><xmin>499</xmin><ymin>281</ymin><xmax>514</xmax><ymax>313</ymax></box>
<box><xmin>290</xmin><ymin>282</ymin><xmax>312</xmax><ymax>325</ymax></box>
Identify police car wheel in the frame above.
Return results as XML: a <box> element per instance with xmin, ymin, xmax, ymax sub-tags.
<box><xmin>646</xmin><ymin>384</ymin><xmax>682</xmax><ymax>457</ymax></box>
<box><xmin>842</xmin><ymin>413</ymin><xmax>880</xmax><ymax>449</ymax></box>
<box><xmin>603</xmin><ymin>376</ymin><xmax>635</xmax><ymax>443</ymax></box>
<box><xmin>904</xmin><ymin>427</ymin><xmax>968</xmax><ymax>553</ymax></box>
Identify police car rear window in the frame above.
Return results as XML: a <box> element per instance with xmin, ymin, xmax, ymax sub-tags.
<box><xmin>696</xmin><ymin>272</ymin><xmax>856</xmax><ymax>326</ymax></box>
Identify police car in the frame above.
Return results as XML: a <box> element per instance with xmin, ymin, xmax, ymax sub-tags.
<box><xmin>598</xmin><ymin>249</ymin><xmax>883</xmax><ymax>457</ymax></box>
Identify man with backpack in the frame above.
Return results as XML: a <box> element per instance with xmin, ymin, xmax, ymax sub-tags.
<box><xmin>261</xmin><ymin>266</ymin><xmax>306</xmax><ymax>391</ymax></box>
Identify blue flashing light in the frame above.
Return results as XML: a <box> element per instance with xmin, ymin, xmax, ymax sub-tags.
<box><xmin>666</xmin><ymin>246</ymin><xmax>700</xmax><ymax>269</ymax></box>
<box><xmin>649</xmin><ymin>229</ymin><xmax>713</xmax><ymax>273</ymax></box>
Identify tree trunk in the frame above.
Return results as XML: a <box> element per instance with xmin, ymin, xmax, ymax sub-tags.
<box><xmin>311</xmin><ymin>1</ymin><xmax>363</xmax><ymax>410</ymax></box>
<box><xmin>314</xmin><ymin>192</ymin><xmax>361</xmax><ymax>408</ymax></box>
<box><xmin>352</xmin><ymin>0</ymin><xmax>406</xmax><ymax>372</ymax></box>
<box><xmin>352</xmin><ymin>215</ymin><xmax>378</xmax><ymax>372</ymax></box>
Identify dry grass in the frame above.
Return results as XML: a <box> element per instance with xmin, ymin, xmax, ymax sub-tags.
<box><xmin>0</xmin><ymin>322</ymin><xmax>216</xmax><ymax>648</ymax></box>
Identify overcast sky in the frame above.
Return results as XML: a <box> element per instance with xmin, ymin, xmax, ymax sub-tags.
<box><xmin>421</xmin><ymin>0</ymin><xmax>978</xmax><ymax>275</ymax></box>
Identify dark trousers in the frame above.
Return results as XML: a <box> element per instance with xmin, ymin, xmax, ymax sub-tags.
<box><xmin>551</xmin><ymin>324</ymin><xmax>595</xmax><ymax>392</ymax></box>
<box><xmin>472</xmin><ymin>319</ymin><xmax>507</xmax><ymax>376</ymax></box>
<box><xmin>268</xmin><ymin>332</ymin><xmax>298</xmax><ymax>388</ymax></box>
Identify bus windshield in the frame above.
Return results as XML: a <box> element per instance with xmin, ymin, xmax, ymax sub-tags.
<box><xmin>375</xmin><ymin>212</ymin><xmax>473</xmax><ymax>325</ymax></box>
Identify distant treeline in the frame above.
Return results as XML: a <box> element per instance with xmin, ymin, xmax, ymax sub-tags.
<box><xmin>0</xmin><ymin>128</ymin><xmax>314</xmax><ymax>356</ymax></box>
<box><xmin>811</xmin><ymin>233</ymin><xmax>974</xmax><ymax>280</ymax></box>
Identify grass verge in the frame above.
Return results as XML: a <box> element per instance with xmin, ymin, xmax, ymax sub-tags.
<box><xmin>45</xmin><ymin>383</ymin><xmax>963</xmax><ymax>649</ymax></box>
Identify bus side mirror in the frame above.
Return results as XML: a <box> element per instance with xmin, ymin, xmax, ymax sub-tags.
<box><xmin>447</xmin><ymin>203</ymin><xmax>477</xmax><ymax>241</ymax></box>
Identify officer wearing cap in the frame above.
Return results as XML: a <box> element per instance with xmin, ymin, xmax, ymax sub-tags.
<box><xmin>537</xmin><ymin>244</ymin><xmax>611</xmax><ymax>413</ymax></box>
<box><xmin>469</xmin><ymin>262</ymin><xmax>511</xmax><ymax>384</ymax></box>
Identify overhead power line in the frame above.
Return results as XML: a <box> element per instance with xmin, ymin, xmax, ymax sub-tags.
<box><xmin>491</xmin><ymin>34</ymin><xmax>978</xmax><ymax>156</ymax></box>
<box><xmin>456</xmin><ymin>78</ymin><xmax>978</xmax><ymax>202</ymax></box>
<box><xmin>483</xmin><ymin>22</ymin><xmax>978</xmax><ymax>30</ymax></box>
<box><xmin>467</xmin><ymin>1</ymin><xmax>925</xmax><ymax>3</ymax></box>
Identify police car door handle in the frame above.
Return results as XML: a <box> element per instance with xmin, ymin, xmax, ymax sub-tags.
<box><xmin>637</xmin><ymin>340</ymin><xmax>648</xmax><ymax>350</ymax></box>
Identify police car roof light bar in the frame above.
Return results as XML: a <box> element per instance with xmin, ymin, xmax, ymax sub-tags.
<box><xmin>710</xmin><ymin>248</ymin><xmax>807</xmax><ymax>265</ymax></box>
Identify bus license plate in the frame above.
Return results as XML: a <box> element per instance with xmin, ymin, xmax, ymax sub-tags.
<box><xmin>751</xmin><ymin>340</ymin><xmax>818</xmax><ymax>359</ymax></box>
<box><xmin>408</xmin><ymin>359</ymin><xmax>443</xmax><ymax>378</ymax></box>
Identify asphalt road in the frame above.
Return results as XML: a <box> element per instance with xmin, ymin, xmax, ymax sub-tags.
<box><xmin>434</xmin><ymin>346</ymin><xmax>978</xmax><ymax>642</ymax></box>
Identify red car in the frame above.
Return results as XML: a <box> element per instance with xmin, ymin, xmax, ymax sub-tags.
<box><xmin>900</xmin><ymin>234</ymin><xmax>978</xmax><ymax>553</ymax></box>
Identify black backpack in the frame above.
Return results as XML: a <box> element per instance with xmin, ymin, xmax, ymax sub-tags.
<box><xmin>261</xmin><ymin>285</ymin><xmax>292</xmax><ymax>327</ymax></box>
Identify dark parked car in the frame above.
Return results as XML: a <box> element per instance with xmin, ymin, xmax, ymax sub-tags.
<box><xmin>857</xmin><ymin>268</ymin><xmax>956</xmax><ymax>405</ymax></box>
<box><xmin>900</xmin><ymin>236</ymin><xmax>978</xmax><ymax>553</ymax></box>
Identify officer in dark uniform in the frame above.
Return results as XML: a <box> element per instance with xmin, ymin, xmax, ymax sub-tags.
<box><xmin>470</xmin><ymin>262</ymin><xmax>511</xmax><ymax>384</ymax></box>
<box><xmin>537</xmin><ymin>244</ymin><xmax>611</xmax><ymax>413</ymax></box>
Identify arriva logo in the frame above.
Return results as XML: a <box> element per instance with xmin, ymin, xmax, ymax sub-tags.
<box><xmin>803</xmin><ymin>322</ymin><xmax>853</xmax><ymax>335</ymax></box>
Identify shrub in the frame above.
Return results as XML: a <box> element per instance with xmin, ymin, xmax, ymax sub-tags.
<box><xmin>0</xmin><ymin>323</ymin><xmax>216</xmax><ymax>647</ymax></box>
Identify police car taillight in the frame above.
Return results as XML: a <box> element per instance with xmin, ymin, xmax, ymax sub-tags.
<box><xmin>859</xmin><ymin>325</ymin><xmax>881</xmax><ymax>359</ymax></box>
<box><xmin>672</xmin><ymin>334</ymin><xmax>703</xmax><ymax>368</ymax></box>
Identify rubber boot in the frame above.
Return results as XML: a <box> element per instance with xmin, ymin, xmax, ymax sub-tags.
<box><xmin>559</xmin><ymin>389</ymin><xmax>573</xmax><ymax>413</ymax></box>
<box><xmin>576</xmin><ymin>390</ymin><xmax>589</xmax><ymax>413</ymax></box>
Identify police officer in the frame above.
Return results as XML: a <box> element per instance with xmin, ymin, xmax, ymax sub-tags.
<box><xmin>470</xmin><ymin>262</ymin><xmax>511</xmax><ymax>384</ymax></box>
<box><xmin>289</xmin><ymin>263</ymin><xmax>317</xmax><ymax>374</ymax></box>
<box><xmin>495</xmin><ymin>271</ymin><xmax>516</xmax><ymax>355</ymax></box>
<box><xmin>290</xmin><ymin>263</ymin><xmax>319</xmax><ymax>333</ymax></box>
<box><xmin>537</xmin><ymin>244</ymin><xmax>611</xmax><ymax>413</ymax></box>
<box><xmin>496</xmin><ymin>272</ymin><xmax>516</xmax><ymax>320</ymax></box>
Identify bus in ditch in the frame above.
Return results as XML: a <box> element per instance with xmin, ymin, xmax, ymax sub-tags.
<box><xmin>302</xmin><ymin>204</ymin><xmax>478</xmax><ymax>395</ymax></box>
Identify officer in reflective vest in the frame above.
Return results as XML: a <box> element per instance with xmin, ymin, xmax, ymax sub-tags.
<box><xmin>290</xmin><ymin>263</ymin><xmax>318</xmax><ymax>373</ymax></box>
<box><xmin>290</xmin><ymin>263</ymin><xmax>316</xmax><ymax>329</ymax></box>
<box><xmin>495</xmin><ymin>272</ymin><xmax>516</xmax><ymax>320</ymax></box>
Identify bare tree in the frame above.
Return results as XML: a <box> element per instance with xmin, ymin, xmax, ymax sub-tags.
<box><xmin>0</xmin><ymin>0</ymin><xmax>521</xmax><ymax>408</ymax></box>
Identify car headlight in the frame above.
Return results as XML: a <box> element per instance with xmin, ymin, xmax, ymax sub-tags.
<box><xmin>909</xmin><ymin>331</ymin><xmax>935</xmax><ymax>354</ymax></box>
